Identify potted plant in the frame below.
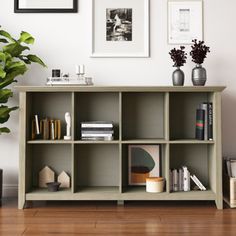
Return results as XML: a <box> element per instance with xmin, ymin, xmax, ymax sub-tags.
<box><xmin>0</xmin><ymin>27</ymin><xmax>46</xmax><ymax>134</ymax></box>
<box><xmin>190</xmin><ymin>39</ymin><xmax>210</xmax><ymax>86</ymax></box>
<box><xmin>169</xmin><ymin>46</ymin><xmax>187</xmax><ymax>86</ymax></box>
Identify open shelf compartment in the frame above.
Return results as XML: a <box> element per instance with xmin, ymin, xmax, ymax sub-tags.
<box><xmin>74</xmin><ymin>92</ymin><xmax>120</xmax><ymax>141</ymax></box>
<box><xmin>25</xmin><ymin>144</ymin><xmax>73</xmax><ymax>196</ymax></box>
<box><xmin>169</xmin><ymin>92</ymin><xmax>214</xmax><ymax>141</ymax></box>
<box><xmin>122</xmin><ymin>92</ymin><xmax>165</xmax><ymax>140</ymax></box>
<box><xmin>121</xmin><ymin>143</ymin><xmax>168</xmax><ymax>196</ymax></box>
<box><xmin>74</xmin><ymin>144</ymin><xmax>120</xmax><ymax>194</ymax></box>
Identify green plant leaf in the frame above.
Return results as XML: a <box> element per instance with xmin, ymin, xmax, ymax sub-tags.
<box><xmin>0</xmin><ymin>52</ymin><xmax>6</xmax><ymax>62</ymax></box>
<box><xmin>0</xmin><ymin>77</ymin><xmax>16</xmax><ymax>90</ymax></box>
<box><xmin>19</xmin><ymin>31</ymin><xmax>35</xmax><ymax>44</ymax></box>
<box><xmin>0</xmin><ymin>89</ymin><xmax>13</xmax><ymax>103</ymax></box>
<box><xmin>0</xmin><ymin>105</ymin><xmax>18</xmax><ymax>124</ymax></box>
<box><xmin>3</xmin><ymin>43</ymin><xmax>30</xmax><ymax>57</ymax></box>
<box><xmin>0</xmin><ymin>38</ymin><xmax>8</xmax><ymax>43</ymax></box>
<box><xmin>0</xmin><ymin>66</ymin><xmax>6</xmax><ymax>79</ymax></box>
<box><xmin>0</xmin><ymin>127</ymin><xmax>10</xmax><ymax>134</ymax></box>
<box><xmin>0</xmin><ymin>30</ymin><xmax>15</xmax><ymax>42</ymax></box>
<box><xmin>27</xmin><ymin>54</ymin><xmax>46</xmax><ymax>67</ymax></box>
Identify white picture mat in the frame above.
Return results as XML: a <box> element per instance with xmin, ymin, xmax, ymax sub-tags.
<box><xmin>168</xmin><ymin>0</ymin><xmax>203</xmax><ymax>44</ymax></box>
<box><xmin>91</xmin><ymin>0</ymin><xmax>149</xmax><ymax>57</ymax></box>
<box><xmin>19</xmin><ymin>0</ymin><xmax>74</xmax><ymax>9</ymax></box>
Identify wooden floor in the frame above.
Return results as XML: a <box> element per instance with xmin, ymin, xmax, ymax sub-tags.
<box><xmin>0</xmin><ymin>199</ymin><xmax>236</xmax><ymax>236</ymax></box>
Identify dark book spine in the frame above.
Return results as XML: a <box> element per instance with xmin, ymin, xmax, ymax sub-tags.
<box><xmin>208</xmin><ymin>103</ymin><xmax>213</xmax><ymax>140</ymax></box>
<box><xmin>196</xmin><ymin>109</ymin><xmax>205</xmax><ymax>140</ymax></box>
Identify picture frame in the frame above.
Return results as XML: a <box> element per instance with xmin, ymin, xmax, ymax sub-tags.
<box><xmin>91</xmin><ymin>0</ymin><xmax>150</xmax><ymax>58</ymax></box>
<box><xmin>14</xmin><ymin>0</ymin><xmax>78</xmax><ymax>13</ymax></box>
<box><xmin>168</xmin><ymin>0</ymin><xmax>203</xmax><ymax>44</ymax></box>
<box><xmin>128</xmin><ymin>145</ymin><xmax>161</xmax><ymax>186</ymax></box>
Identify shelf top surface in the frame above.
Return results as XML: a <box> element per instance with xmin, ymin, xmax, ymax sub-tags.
<box><xmin>15</xmin><ymin>85</ymin><xmax>226</xmax><ymax>92</ymax></box>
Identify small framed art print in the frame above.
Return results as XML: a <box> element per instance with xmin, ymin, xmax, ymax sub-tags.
<box><xmin>168</xmin><ymin>0</ymin><xmax>203</xmax><ymax>44</ymax></box>
<box><xmin>128</xmin><ymin>145</ymin><xmax>161</xmax><ymax>186</ymax></box>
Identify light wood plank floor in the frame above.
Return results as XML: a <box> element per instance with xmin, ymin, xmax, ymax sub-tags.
<box><xmin>0</xmin><ymin>199</ymin><xmax>236</xmax><ymax>235</ymax></box>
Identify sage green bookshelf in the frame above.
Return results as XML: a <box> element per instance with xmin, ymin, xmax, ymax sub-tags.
<box><xmin>17</xmin><ymin>86</ymin><xmax>225</xmax><ymax>209</ymax></box>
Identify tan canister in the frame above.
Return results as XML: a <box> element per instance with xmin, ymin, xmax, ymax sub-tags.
<box><xmin>146</xmin><ymin>177</ymin><xmax>165</xmax><ymax>193</ymax></box>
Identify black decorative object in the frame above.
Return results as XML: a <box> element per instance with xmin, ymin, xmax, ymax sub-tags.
<box><xmin>190</xmin><ymin>39</ymin><xmax>210</xmax><ymax>86</ymax></box>
<box><xmin>169</xmin><ymin>46</ymin><xmax>187</xmax><ymax>86</ymax></box>
<box><xmin>52</xmin><ymin>69</ymin><xmax>61</xmax><ymax>78</ymax></box>
<box><xmin>46</xmin><ymin>182</ymin><xmax>61</xmax><ymax>192</ymax></box>
<box><xmin>14</xmin><ymin>0</ymin><xmax>78</xmax><ymax>13</ymax></box>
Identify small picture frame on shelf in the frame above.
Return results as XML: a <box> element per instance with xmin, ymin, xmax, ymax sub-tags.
<box><xmin>168</xmin><ymin>0</ymin><xmax>203</xmax><ymax>44</ymax></box>
<box><xmin>128</xmin><ymin>145</ymin><xmax>161</xmax><ymax>185</ymax></box>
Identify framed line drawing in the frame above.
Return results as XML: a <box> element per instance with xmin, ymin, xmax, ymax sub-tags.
<box><xmin>128</xmin><ymin>145</ymin><xmax>161</xmax><ymax>186</ymax></box>
<box><xmin>14</xmin><ymin>0</ymin><xmax>78</xmax><ymax>13</ymax></box>
<box><xmin>168</xmin><ymin>0</ymin><xmax>203</xmax><ymax>44</ymax></box>
<box><xmin>91</xmin><ymin>0</ymin><xmax>150</xmax><ymax>58</ymax></box>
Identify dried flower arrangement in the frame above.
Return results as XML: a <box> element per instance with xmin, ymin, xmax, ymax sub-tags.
<box><xmin>169</xmin><ymin>46</ymin><xmax>187</xmax><ymax>68</ymax></box>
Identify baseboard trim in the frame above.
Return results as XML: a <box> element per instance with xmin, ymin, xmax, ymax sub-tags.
<box><xmin>3</xmin><ymin>184</ymin><xmax>18</xmax><ymax>197</ymax></box>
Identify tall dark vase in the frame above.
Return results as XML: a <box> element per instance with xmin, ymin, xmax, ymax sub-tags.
<box><xmin>192</xmin><ymin>64</ymin><xmax>207</xmax><ymax>86</ymax></box>
<box><xmin>172</xmin><ymin>67</ymin><xmax>184</xmax><ymax>86</ymax></box>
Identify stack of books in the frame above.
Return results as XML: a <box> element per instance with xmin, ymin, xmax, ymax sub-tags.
<box><xmin>81</xmin><ymin>121</ymin><xmax>114</xmax><ymax>141</ymax></box>
<box><xmin>195</xmin><ymin>102</ymin><xmax>213</xmax><ymax>140</ymax></box>
<box><xmin>170</xmin><ymin>166</ymin><xmax>206</xmax><ymax>192</ymax></box>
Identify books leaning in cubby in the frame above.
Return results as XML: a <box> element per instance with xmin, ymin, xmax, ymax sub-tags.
<box><xmin>32</xmin><ymin>115</ymin><xmax>62</xmax><ymax>140</ymax></box>
<box><xmin>195</xmin><ymin>102</ymin><xmax>213</xmax><ymax>140</ymax></box>
<box><xmin>170</xmin><ymin>166</ymin><xmax>206</xmax><ymax>192</ymax></box>
<box><xmin>81</xmin><ymin>121</ymin><xmax>114</xmax><ymax>141</ymax></box>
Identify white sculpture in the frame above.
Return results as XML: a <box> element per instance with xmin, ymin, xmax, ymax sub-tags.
<box><xmin>64</xmin><ymin>112</ymin><xmax>71</xmax><ymax>140</ymax></box>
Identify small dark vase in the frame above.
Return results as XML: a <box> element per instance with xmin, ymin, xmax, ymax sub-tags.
<box><xmin>172</xmin><ymin>67</ymin><xmax>185</xmax><ymax>86</ymax></box>
<box><xmin>192</xmin><ymin>64</ymin><xmax>207</xmax><ymax>86</ymax></box>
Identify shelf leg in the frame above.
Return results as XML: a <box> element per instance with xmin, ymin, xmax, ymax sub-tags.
<box><xmin>215</xmin><ymin>199</ymin><xmax>223</xmax><ymax>210</ymax></box>
<box><xmin>117</xmin><ymin>200</ymin><xmax>124</xmax><ymax>206</ymax></box>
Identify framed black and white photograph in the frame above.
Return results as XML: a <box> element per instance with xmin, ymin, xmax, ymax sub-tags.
<box><xmin>14</xmin><ymin>0</ymin><xmax>78</xmax><ymax>13</ymax></box>
<box><xmin>168</xmin><ymin>0</ymin><xmax>203</xmax><ymax>44</ymax></box>
<box><xmin>91</xmin><ymin>0</ymin><xmax>149</xmax><ymax>58</ymax></box>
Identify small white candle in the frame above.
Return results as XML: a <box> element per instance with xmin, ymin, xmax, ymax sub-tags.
<box><xmin>80</xmin><ymin>64</ymin><xmax>85</xmax><ymax>74</ymax></box>
<box><xmin>75</xmin><ymin>65</ymin><xmax>80</xmax><ymax>74</ymax></box>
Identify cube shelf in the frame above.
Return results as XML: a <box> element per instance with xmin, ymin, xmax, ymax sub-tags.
<box><xmin>17</xmin><ymin>86</ymin><xmax>225</xmax><ymax>209</ymax></box>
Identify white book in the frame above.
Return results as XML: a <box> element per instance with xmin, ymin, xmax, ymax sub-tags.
<box><xmin>200</xmin><ymin>103</ymin><xmax>208</xmax><ymax>141</ymax></box>
<box><xmin>192</xmin><ymin>175</ymin><xmax>206</xmax><ymax>191</ymax></box>
<box><xmin>183</xmin><ymin>166</ymin><xmax>190</xmax><ymax>192</ymax></box>
<box><xmin>231</xmin><ymin>160</ymin><xmax>236</xmax><ymax>178</ymax></box>
<box><xmin>81</xmin><ymin>133</ymin><xmax>113</xmax><ymax>137</ymax></box>
<box><xmin>81</xmin><ymin>123</ymin><xmax>113</xmax><ymax>128</ymax></box>
<box><xmin>190</xmin><ymin>175</ymin><xmax>202</xmax><ymax>190</ymax></box>
<box><xmin>51</xmin><ymin>122</ymin><xmax>55</xmax><ymax>140</ymax></box>
<box><xmin>179</xmin><ymin>168</ymin><xmax>183</xmax><ymax>191</ymax></box>
<box><xmin>173</xmin><ymin>169</ymin><xmax>179</xmax><ymax>192</ymax></box>
<box><xmin>35</xmin><ymin>115</ymin><xmax>40</xmax><ymax>135</ymax></box>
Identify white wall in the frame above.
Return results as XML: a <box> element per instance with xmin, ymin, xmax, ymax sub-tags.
<box><xmin>0</xmin><ymin>0</ymin><xmax>236</xmax><ymax>196</ymax></box>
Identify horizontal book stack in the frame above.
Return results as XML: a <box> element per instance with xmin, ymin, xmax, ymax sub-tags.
<box><xmin>195</xmin><ymin>102</ymin><xmax>213</xmax><ymax>140</ymax></box>
<box><xmin>32</xmin><ymin>115</ymin><xmax>61</xmax><ymax>140</ymax></box>
<box><xmin>170</xmin><ymin>166</ymin><xmax>206</xmax><ymax>192</ymax></box>
<box><xmin>81</xmin><ymin>121</ymin><xmax>114</xmax><ymax>141</ymax></box>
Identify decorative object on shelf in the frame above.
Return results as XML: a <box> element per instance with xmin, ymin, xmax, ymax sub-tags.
<box><xmin>0</xmin><ymin>27</ymin><xmax>46</xmax><ymax>135</ymax></box>
<box><xmin>169</xmin><ymin>46</ymin><xmax>187</xmax><ymax>86</ymax></box>
<box><xmin>128</xmin><ymin>145</ymin><xmax>160</xmax><ymax>185</ymax></box>
<box><xmin>14</xmin><ymin>0</ymin><xmax>78</xmax><ymax>13</ymax></box>
<box><xmin>57</xmin><ymin>171</ymin><xmax>70</xmax><ymax>188</ymax></box>
<box><xmin>46</xmin><ymin>182</ymin><xmax>61</xmax><ymax>192</ymax></box>
<box><xmin>52</xmin><ymin>69</ymin><xmax>61</xmax><ymax>78</ymax></box>
<box><xmin>64</xmin><ymin>112</ymin><xmax>72</xmax><ymax>140</ymax></box>
<box><xmin>91</xmin><ymin>0</ymin><xmax>149</xmax><ymax>57</ymax></box>
<box><xmin>146</xmin><ymin>177</ymin><xmax>165</xmax><ymax>193</ymax></box>
<box><xmin>190</xmin><ymin>39</ymin><xmax>210</xmax><ymax>86</ymax></box>
<box><xmin>168</xmin><ymin>0</ymin><xmax>203</xmax><ymax>44</ymax></box>
<box><xmin>81</xmin><ymin>121</ymin><xmax>114</xmax><ymax>141</ymax></box>
<box><xmin>75</xmin><ymin>64</ymin><xmax>86</xmax><ymax>85</ymax></box>
<box><xmin>39</xmin><ymin>166</ymin><xmax>55</xmax><ymax>188</ymax></box>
